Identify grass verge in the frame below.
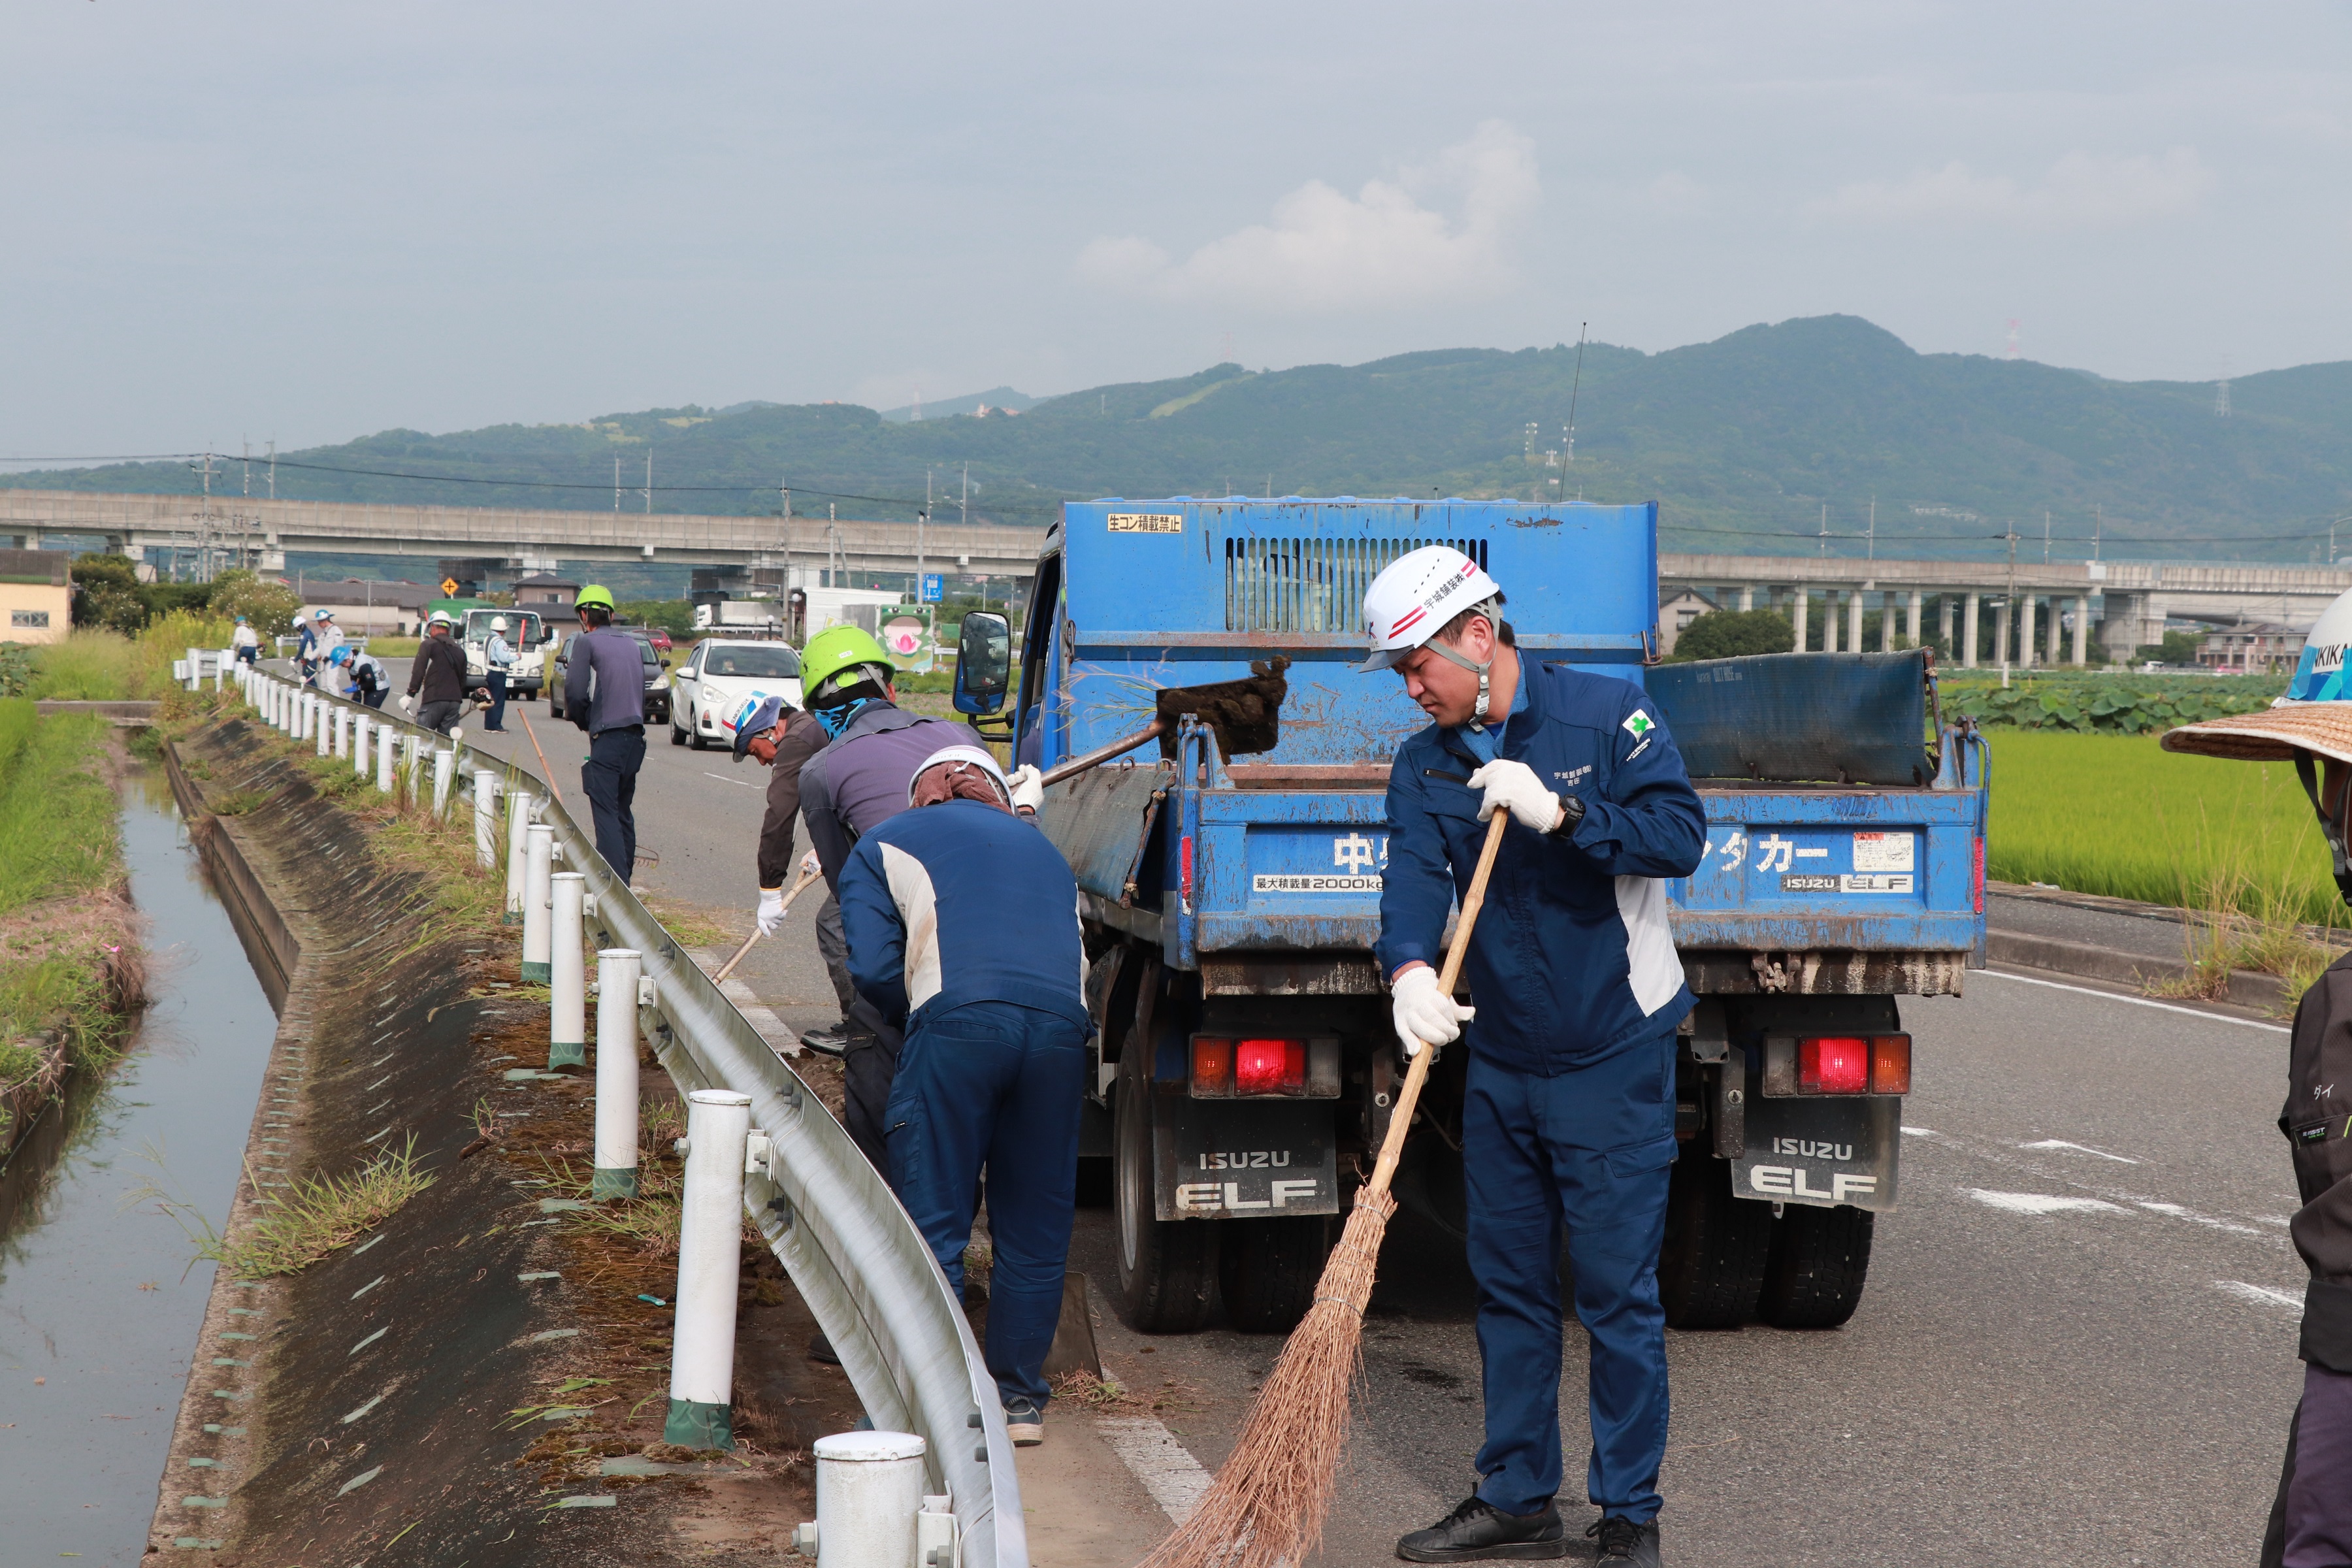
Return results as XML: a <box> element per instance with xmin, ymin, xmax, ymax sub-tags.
<box><xmin>153</xmin><ymin>1136</ymin><xmax>435</xmax><ymax>1277</ymax></box>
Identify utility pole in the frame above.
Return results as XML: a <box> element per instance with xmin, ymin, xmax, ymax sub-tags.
<box><xmin>2044</xmin><ymin>510</ymin><xmax>2051</xmax><ymax>563</ymax></box>
<box><xmin>1819</xmin><ymin>503</ymin><xmax>1828</xmax><ymax>557</ymax></box>
<box><xmin>242</xmin><ymin>439</ymin><xmax>252</xmax><ymax>497</ymax></box>
<box><xmin>643</xmin><ymin>453</ymin><xmax>652</xmax><ymax>515</ymax></box>
<box><xmin>917</xmin><ymin>508</ymin><xmax>928</xmax><ymax>602</ymax></box>
<box><xmin>781</xmin><ymin>480</ymin><xmax>792</xmax><ymax>593</ymax></box>
<box><xmin>1565</xmin><ymin>323</ymin><xmax>1587</xmax><ymax>464</ymax></box>
<box><xmin>1868</xmin><ymin>496</ymin><xmax>1876</xmax><ymax>561</ymax></box>
<box><xmin>614</xmin><ymin>457</ymin><xmax>621</xmax><ymax>512</ymax></box>
<box><xmin>2095</xmin><ymin>504</ymin><xmax>2102</xmax><ymax>563</ymax></box>
<box><xmin>960</xmin><ymin>463</ymin><xmax>969</xmax><ymax>529</ymax></box>
<box><xmin>266</xmin><ymin>439</ymin><xmax>276</xmax><ymax>502</ymax></box>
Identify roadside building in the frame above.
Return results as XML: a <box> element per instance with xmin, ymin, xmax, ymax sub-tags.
<box><xmin>0</xmin><ymin>549</ymin><xmax>70</xmax><ymax>644</ymax></box>
<box><xmin>514</xmin><ymin>573</ymin><xmax>582</xmax><ymax>630</ymax></box>
<box><xmin>2197</xmin><ymin>621</ymin><xmax>2306</xmax><ymax>675</ymax></box>
<box><xmin>1656</xmin><ymin>587</ymin><xmax>1719</xmax><ymax>658</ymax></box>
<box><xmin>297</xmin><ymin>578</ymin><xmax>434</xmax><ymax>638</ymax></box>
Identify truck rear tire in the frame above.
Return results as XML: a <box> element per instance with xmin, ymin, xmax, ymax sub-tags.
<box><xmin>1112</xmin><ymin>1054</ymin><xmax>1217</xmax><ymax>1334</ymax></box>
<box><xmin>1757</xmin><ymin>1203</ymin><xmax>1874</xmax><ymax>1329</ymax></box>
<box><xmin>1658</xmin><ymin>1154</ymin><xmax>1772</xmax><ymax>1331</ymax></box>
<box><xmin>1217</xmin><ymin>1215</ymin><xmax>1333</xmax><ymax>1334</ymax></box>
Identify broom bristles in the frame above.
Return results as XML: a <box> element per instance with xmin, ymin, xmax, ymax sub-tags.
<box><xmin>1135</xmin><ymin>1186</ymin><xmax>1397</xmax><ymax>1568</ymax></box>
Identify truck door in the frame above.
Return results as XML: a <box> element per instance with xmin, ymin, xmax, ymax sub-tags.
<box><xmin>1011</xmin><ymin>549</ymin><xmax>1062</xmax><ymax>769</ymax></box>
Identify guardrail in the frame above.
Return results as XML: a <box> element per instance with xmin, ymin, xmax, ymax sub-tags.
<box><xmin>222</xmin><ymin>658</ymin><xmax>1029</xmax><ymax>1568</ymax></box>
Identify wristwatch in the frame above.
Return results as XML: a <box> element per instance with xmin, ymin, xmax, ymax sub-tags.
<box><xmin>1548</xmin><ymin>792</ymin><xmax>1585</xmax><ymax>836</ymax></box>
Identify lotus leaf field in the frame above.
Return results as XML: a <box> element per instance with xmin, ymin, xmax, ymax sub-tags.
<box><xmin>1984</xmin><ymin>728</ymin><xmax>2344</xmax><ymax>928</ymax></box>
<box><xmin>1944</xmin><ymin>672</ymin><xmax>2286</xmax><ymax>735</ymax></box>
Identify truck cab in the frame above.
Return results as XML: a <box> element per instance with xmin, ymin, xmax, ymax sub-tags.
<box><xmin>461</xmin><ymin>607</ymin><xmax>550</xmax><ymax>700</ymax></box>
<box><xmin>955</xmin><ymin>499</ymin><xmax>1987</xmax><ymax>1336</ymax></box>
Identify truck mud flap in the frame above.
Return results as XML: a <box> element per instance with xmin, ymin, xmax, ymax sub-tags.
<box><xmin>1733</xmin><ymin>1095</ymin><xmax>1900</xmax><ymax>1213</ymax></box>
<box><xmin>1152</xmin><ymin>1092</ymin><xmax>1337</xmax><ymax>1220</ymax></box>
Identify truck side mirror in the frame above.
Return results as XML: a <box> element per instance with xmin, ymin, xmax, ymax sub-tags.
<box><xmin>953</xmin><ymin>612</ymin><xmax>1011</xmax><ymax>715</ymax></box>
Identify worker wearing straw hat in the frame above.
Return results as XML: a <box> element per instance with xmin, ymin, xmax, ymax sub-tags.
<box><xmin>2164</xmin><ymin>593</ymin><xmax>2352</xmax><ymax>1568</ymax></box>
<box><xmin>1362</xmin><ymin>547</ymin><xmax>1705</xmax><ymax>1567</ymax></box>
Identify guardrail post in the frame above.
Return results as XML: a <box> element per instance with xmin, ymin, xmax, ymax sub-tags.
<box><xmin>267</xmin><ymin>679</ymin><xmax>280</xmax><ymax>730</ymax></box>
<box><xmin>316</xmin><ymin>699</ymin><xmax>332</xmax><ymax>757</ymax></box>
<box><xmin>376</xmin><ymin>725</ymin><xmax>396</xmax><ymax>794</ymax></box>
<box><xmin>473</xmin><ymin>770</ymin><xmax>499</xmax><ymax>868</ymax></box>
<box><xmin>185</xmin><ymin>645</ymin><xmax>201</xmax><ymax>693</ymax></box>
<box><xmin>332</xmin><ymin>705</ymin><xmax>348</xmax><ymax>759</ymax></box>
<box><xmin>522</xmin><ymin>824</ymin><xmax>555</xmax><ymax>981</ymax></box>
<box><xmin>802</xmin><ymin>1432</ymin><xmax>934</xmax><ymax>1568</ymax></box>
<box><xmin>216</xmin><ymin>649</ymin><xmax>229</xmax><ymax>691</ymax></box>
<box><xmin>593</xmin><ymin>948</ymin><xmax>642</xmax><ymax>1199</ymax></box>
<box><xmin>432</xmin><ymin>747</ymin><xmax>455</xmax><ymax>817</ymax></box>
<box><xmin>549</xmin><ymin>872</ymin><xmax>587</xmax><ymax>1068</ymax></box>
<box><xmin>402</xmin><ymin>734</ymin><xmax>422</xmax><ymax>805</ymax></box>
<box><xmin>504</xmin><ymin>789</ymin><xmax>533</xmax><ymax>923</ymax></box>
<box><xmin>353</xmin><ymin>714</ymin><xmax>370</xmax><ymax>777</ymax></box>
<box><xmin>666</xmin><ymin>1089</ymin><xmax>751</xmax><ymax>1450</ymax></box>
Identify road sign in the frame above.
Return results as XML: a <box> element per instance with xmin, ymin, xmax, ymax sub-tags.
<box><xmin>440</xmin><ymin>576</ymin><xmax>460</xmax><ymax>597</ymax></box>
<box><xmin>919</xmin><ymin>574</ymin><xmax>944</xmax><ymax>604</ymax></box>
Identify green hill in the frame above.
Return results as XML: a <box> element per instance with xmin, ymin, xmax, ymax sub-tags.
<box><xmin>13</xmin><ymin>316</ymin><xmax>2349</xmax><ymax>561</ymax></box>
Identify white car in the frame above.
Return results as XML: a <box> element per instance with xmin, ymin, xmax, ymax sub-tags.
<box><xmin>670</xmin><ymin>638</ymin><xmax>804</xmax><ymax>750</ymax></box>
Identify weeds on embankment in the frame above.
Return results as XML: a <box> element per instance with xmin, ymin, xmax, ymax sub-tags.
<box><xmin>137</xmin><ymin>1136</ymin><xmax>435</xmax><ymax>1277</ymax></box>
<box><xmin>19</xmin><ymin>613</ymin><xmax>241</xmax><ymax>701</ymax></box>
<box><xmin>0</xmin><ymin>698</ymin><xmax>140</xmax><ymax>1147</ymax></box>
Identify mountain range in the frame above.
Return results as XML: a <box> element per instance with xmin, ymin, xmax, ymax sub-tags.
<box><xmin>12</xmin><ymin>316</ymin><xmax>2349</xmax><ymax>563</ymax></box>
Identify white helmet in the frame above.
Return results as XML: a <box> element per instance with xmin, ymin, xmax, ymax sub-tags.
<box><xmin>490</xmin><ymin>615</ymin><xmax>509</xmax><ymax>632</ymax></box>
<box><xmin>1359</xmin><ymin>544</ymin><xmax>1507</xmax><ymax>722</ymax></box>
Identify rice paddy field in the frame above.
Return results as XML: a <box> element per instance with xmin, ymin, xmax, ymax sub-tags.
<box><xmin>1985</xmin><ymin>729</ymin><xmax>2347</xmax><ymax>928</ymax></box>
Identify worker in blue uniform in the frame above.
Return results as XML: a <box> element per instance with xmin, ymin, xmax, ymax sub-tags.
<box><xmin>836</xmin><ymin>743</ymin><xmax>1080</xmax><ymax>1449</ymax></box>
<box><xmin>1365</xmin><ymin>546</ymin><xmax>1707</xmax><ymax>1568</ymax></box>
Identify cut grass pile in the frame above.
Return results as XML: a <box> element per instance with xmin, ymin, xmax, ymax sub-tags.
<box><xmin>1987</xmin><ymin>728</ymin><xmax>2344</xmax><ymax>929</ymax></box>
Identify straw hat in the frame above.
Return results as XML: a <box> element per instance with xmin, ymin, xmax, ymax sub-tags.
<box><xmin>2163</xmin><ymin>584</ymin><xmax>2352</xmax><ymax>764</ymax></box>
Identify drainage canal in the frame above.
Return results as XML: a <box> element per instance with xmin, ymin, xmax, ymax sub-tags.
<box><xmin>0</xmin><ymin>768</ymin><xmax>276</xmax><ymax>1563</ymax></box>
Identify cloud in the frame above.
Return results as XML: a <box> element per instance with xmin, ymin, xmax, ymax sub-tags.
<box><xmin>1812</xmin><ymin>147</ymin><xmax>2216</xmax><ymax>229</ymax></box>
<box><xmin>1075</xmin><ymin>120</ymin><xmax>1539</xmax><ymax>313</ymax></box>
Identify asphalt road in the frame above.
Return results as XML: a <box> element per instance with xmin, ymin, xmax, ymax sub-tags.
<box><xmin>352</xmin><ymin>660</ymin><xmax>2308</xmax><ymax>1565</ymax></box>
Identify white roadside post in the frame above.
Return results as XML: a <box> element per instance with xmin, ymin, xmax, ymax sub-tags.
<box><xmin>333</xmin><ymin>704</ymin><xmax>348</xmax><ymax>759</ymax></box>
<box><xmin>375</xmin><ymin>723</ymin><xmax>396</xmax><ymax>793</ymax></box>
<box><xmin>354</xmin><ymin>715</ymin><xmax>371</xmax><ymax>777</ymax></box>
<box><xmin>431</xmin><ymin>747</ymin><xmax>455</xmax><ymax>817</ymax></box>
<box><xmin>402</xmin><ymin>734</ymin><xmax>422</xmax><ymax>805</ymax></box>
<box><xmin>504</xmin><ymin>789</ymin><xmax>534</xmax><ymax>923</ymax></box>
<box><xmin>796</xmin><ymin>1432</ymin><xmax>932</xmax><ymax>1568</ymax></box>
<box><xmin>548</xmin><ymin>872</ymin><xmax>587</xmax><ymax>1069</ymax></box>
<box><xmin>316</xmin><ymin>698</ymin><xmax>332</xmax><ymax>757</ymax></box>
<box><xmin>216</xmin><ymin>649</ymin><xmax>229</xmax><ymax>691</ymax></box>
<box><xmin>294</xmin><ymin>690</ymin><xmax>308</xmax><ymax>742</ymax></box>
<box><xmin>185</xmin><ymin>646</ymin><xmax>201</xmax><ymax>693</ymax></box>
<box><xmin>664</xmin><ymin>1089</ymin><xmax>752</xmax><ymax>1450</ymax></box>
<box><xmin>269</xmin><ymin>680</ymin><xmax>283</xmax><ymax>730</ymax></box>
<box><xmin>472</xmin><ymin>769</ymin><xmax>498</xmax><ymax>868</ymax></box>
<box><xmin>591</xmin><ymin>948</ymin><xmax>642</xmax><ymax>1199</ymax></box>
<box><xmin>521</xmin><ymin>824</ymin><xmax>555</xmax><ymax>981</ymax></box>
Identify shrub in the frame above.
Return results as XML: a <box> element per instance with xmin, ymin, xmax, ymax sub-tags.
<box><xmin>1669</xmin><ymin>608</ymin><xmax>1795</xmax><ymax>662</ymax></box>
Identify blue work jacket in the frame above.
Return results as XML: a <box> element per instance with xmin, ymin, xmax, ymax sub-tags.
<box><xmin>1376</xmin><ymin>657</ymin><xmax>1707</xmax><ymax>1074</ymax></box>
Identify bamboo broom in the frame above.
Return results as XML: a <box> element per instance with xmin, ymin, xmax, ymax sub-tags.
<box><xmin>1139</xmin><ymin>809</ymin><xmax>1511</xmax><ymax>1568</ymax></box>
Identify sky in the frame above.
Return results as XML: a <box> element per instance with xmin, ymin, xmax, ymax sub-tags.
<box><xmin>7</xmin><ymin>1</ymin><xmax>2351</xmax><ymax>458</ymax></box>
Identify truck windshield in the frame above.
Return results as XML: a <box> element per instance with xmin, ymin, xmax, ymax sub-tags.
<box><xmin>701</xmin><ymin>646</ymin><xmax>800</xmax><ymax>678</ymax></box>
<box><xmin>466</xmin><ymin>610</ymin><xmax>544</xmax><ymax>644</ymax></box>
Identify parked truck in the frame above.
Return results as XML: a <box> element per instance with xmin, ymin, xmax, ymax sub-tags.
<box><xmin>950</xmin><ymin>498</ymin><xmax>1989</xmax><ymax>1335</ymax></box>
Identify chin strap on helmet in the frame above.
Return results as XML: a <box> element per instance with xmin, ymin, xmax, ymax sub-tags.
<box><xmin>1422</xmin><ymin>598</ymin><xmax>1501</xmax><ymax>729</ymax></box>
<box><xmin>2294</xmin><ymin>752</ymin><xmax>2352</xmax><ymax>906</ymax></box>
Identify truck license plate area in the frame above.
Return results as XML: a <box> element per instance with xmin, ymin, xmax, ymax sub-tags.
<box><xmin>1733</xmin><ymin>1095</ymin><xmax>1901</xmax><ymax>1213</ymax></box>
<box><xmin>1152</xmin><ymin>1094</ymin><xmax>1338</xmax><ymax>1220</ymax></box>
<box><xmin>1705</xmin><ymin>828</ymin><xmax>1924</xmax><ymax>902</ymax></box>
<box><xmin>1246</xmin><ymin>826</ymin><xmax>1390</xmax><ymax>898</ymax></box>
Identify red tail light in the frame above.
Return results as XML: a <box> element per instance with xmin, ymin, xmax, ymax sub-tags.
<box><xmin>1235</xmin><ymin>1037</ymin><xmax>1307</xmax><ymax>1094</ymax></box>
<box><xmin>1192</xmin><ymin>1036</ymin><xmax>1232</xmax><ymax>1095</ymax></box>
<box><xmin>1181</xmin><ymin>834</ymin><xmax>1195</xmax><ymax>906</ymax></box>
<box><xmin>1799</xmin><ymin>1036</ymin><xmax>1870</xmax><ymax>1094</ymax></box>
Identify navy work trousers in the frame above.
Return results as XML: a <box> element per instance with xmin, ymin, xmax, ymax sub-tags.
<box><xmin>581</xmin><ymin>726</ymin><xmax>645</xmax><ymax>886</ymax></box>
<box><xmin>2264</xmin><ymin>1362</ymin><xmax>2352</xmax><ymax>1567</ymax></box>
<box><xmin>1466</xmin><ymin>1028</ymin><xmax>1678</xmax><ymax>1524</ymax></box>
<box><xmin>483</xmin><ymin>670</ymin><xmax>509</xmax><ymax>731</ymax></box>
<box><xmin>885</xmin><ymin>1000</ymin><xmax>1088</xmax><ymax>1409</ymax></box>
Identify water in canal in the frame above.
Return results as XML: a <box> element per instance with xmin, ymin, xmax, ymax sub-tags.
<box><xmin>0</xmin><ymin>770</ymin><xmax>277</xmax><ymax>1564</ymax></box>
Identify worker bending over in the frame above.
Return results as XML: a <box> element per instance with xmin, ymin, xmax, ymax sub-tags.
<box><xmin>795</xmin><ymin>625</ymin><xmax>1043</xmax><ymax>1166</ymax></box>
<box><xmin>836</xmin><ymin>744</ymin><xmax>1077</xmax><ymax>1449</ymax></box>
<box><xmin>734</xmin><ymin>691</ymin><xmax>832</xmax><ymax>938</ymax></box>
<box><xmin>1365</xmin><ymin>547</ymin><xmax>1705</xmax><ymax>1568</ymax></box>
<box><xmin>402</xmin><ymin>612</ymin><xmax>470</xmax><ymax>738</ymax></box>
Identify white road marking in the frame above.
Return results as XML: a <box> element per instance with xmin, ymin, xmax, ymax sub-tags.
<box><xmin>2019</xmin><ymin>1139</ymin><xmax>2140</xmax><ymax>1164</ymax></box>
<box><xmin>1098</xmin><ymin>1414</ymin><xmax>1215</xmax><ymax>1524</ymax></box>
<box><xmin>2214</xmin><ymin>1280</ymin><xmax>2302</xmax><ymax>1311</ymax></box>
<box><xmin>1965</xmin><ymin>1189</ymin><xmax>2128</xmax><ymax>1217</ymax></box>
<box><xmin>2135</xmin><ymin>1201</ymin><xmax>2261</xmax><ymax>1236</ymax></box>
<box><xmin>703</xmin><ymin>772</ymin><xmax>760</xmax><ymax>789</ymax></box>
<box><xmin>1901</xmin><ymin>1126</ymin><xmax>1936</xmax><ymax>1136</ymax></box>
<box><xmin>1978</xmin><ymin>969</ymin><xmax>2289</xmax><ymax>1032</ymax></box>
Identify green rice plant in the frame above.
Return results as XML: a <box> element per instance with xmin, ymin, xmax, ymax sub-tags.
<box><xmin>1987</xmin><ymin>730</ymin><xmax>2347</xmax><ymax>928</ymax></box>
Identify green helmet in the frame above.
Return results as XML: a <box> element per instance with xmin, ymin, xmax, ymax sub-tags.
<box><xmin>575</xmin><ymin>584</ymin><xmax>615</xmax><ymax>611</ymax></box>
<box><xmin>801</xmin><ymin>625</ymin><xmax>896</xmax><ymax>706</ymax></box>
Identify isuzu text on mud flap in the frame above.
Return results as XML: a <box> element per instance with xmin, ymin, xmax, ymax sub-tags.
<box><xmin>955</xmin><ymin>498</ymin><xmax>1988</xmax><ymax>1335</ymax></box>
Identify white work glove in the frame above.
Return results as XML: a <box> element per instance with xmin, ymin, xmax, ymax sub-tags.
<box><xmin>757</xmin><ymin>886</ymin><xmax>788</xmax><ymax>936</ymax></box>
<box><xmin>397</xmin><ymin>694</ymin><xmax>414</xmax><ymax>715</ymax></box>
<box><xmin>799</xmin><ymin>849</ymin><xmax>819</xmax><ymax>879</ymax></box>
<box><xmin>1005</xmin><ymin>763</ymin><xmax>1044</xmax><ymax>815</ymax></box>
<box><xmin>1467</xmin><ymin>758</ymin><xmax>1565</xmax><ymax>834</ymax></box>
<box><xmin>1391</xmin><ymin>965</ymin><xmax>1473</xmax><ymax>1059</ymax></box>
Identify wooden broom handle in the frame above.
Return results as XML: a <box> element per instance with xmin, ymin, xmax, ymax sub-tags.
<box><xmin>1365</xmin><ymin>811</ymin><xmax>1510</xmax><ymax>1198</ymax></box>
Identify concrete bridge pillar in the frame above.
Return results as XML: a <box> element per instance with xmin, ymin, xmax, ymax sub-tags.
<box><xmin>1792</xmin><ymin>591</ymin><xmax>1810</xmax><ymax>651</ymax></box>
<box><xmin>1907</xmin><ymin>591</ymin><xmax>1923</xmax><ymax>649</ymax></box>
<box><xmin>1738</xmin><ymin>585</ymin><xmax>1754</xmax><ymax>612</ymax></box>
<box><xmin>2017</xmin><ymin>595</ymin><xmax>2036</xmax><ymax>668</ymax></box>
<box><xmin>2046</xmin><ymin>595</ymin><xmax>2064</xmax><ymax>664</ymax></box>
<box><xmin>1994</xmin><ymin>599</ymin><xmax>2013</xmax><ymax>669</ymax></box>
<box><xmin>1847</xmin><ymin>590</ymin><xmax>1865</xmax><ymax>655</ymax></box>
<box><xmin>2071</xmin><ymin>596</ymin><xmax>2090</xmax><ymax>665</ymax></box>
<box><xmin>1939</xmin><ymin>595</ymin><xmax>1955</xmax><ymax>653</ymax></box>
<box><xmin>1962</xmin><ymin>594</ymin><xmax>1980</xmax><ymax>668</ymax></box>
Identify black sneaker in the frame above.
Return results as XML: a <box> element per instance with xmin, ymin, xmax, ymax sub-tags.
<box><xmin>1587</xmin><ymin>1516</ymin><xmax>1661</xmax><ymax>1567</ymax></box>
<box><xmin>1002</xmin><ymin>1397</ymin><xmax>1044</xmax><ymax>1446</ymax></box>
<box><xmin>800</xmin><ymin>1024</ymin><xmax>848</xmax><ymax>1058</ymax></box>
<box><xmin>1396</xmin><ymin>1495</ymin><xmax>1567</xmax><ymax>1562</ymax></box>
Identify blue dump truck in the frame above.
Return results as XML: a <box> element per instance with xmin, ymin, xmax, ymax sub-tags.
<box><xmin>951</xmin><ymin>499</ymin><xmax>1989</xmax><ymax>1335</ymax></box>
